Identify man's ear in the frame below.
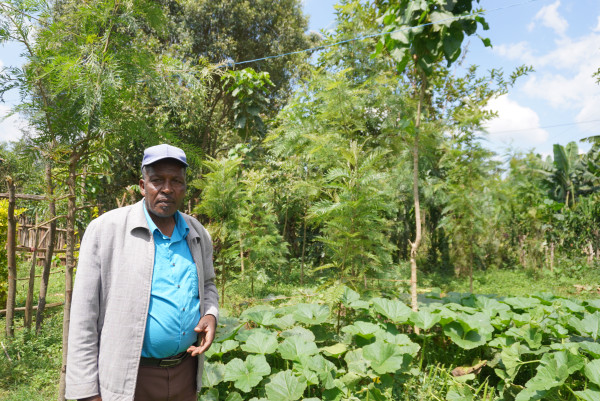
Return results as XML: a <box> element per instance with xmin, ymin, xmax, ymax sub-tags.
<box><xmin>139</xmin><ymin>178</ymin><xmax>146</xmax><ymax>197</ymax></box>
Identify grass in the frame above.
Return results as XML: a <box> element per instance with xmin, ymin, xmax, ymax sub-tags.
<box><xmin>417</xmin><ymin>257</ymin><xmax>600</xmax><ymax>300</ymax></box>
<box><xmin>0</xmin><ymin>255</ymin><xmax>598</xmax><ymax>400</ymax></box>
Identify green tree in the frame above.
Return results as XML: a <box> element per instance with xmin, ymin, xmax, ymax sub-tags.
<box><xmin>310</xmin><ymin>141</ymin><xmax>396</xmax><ymax>286</ymax></box>
<box><xmin>542</xmin><ymin>142</ymin><xmax>582</xmax><ymax>207</ymax></box>
<box><xmin>375</xmin><ymin>0</ymin><xmax>490</xmax><ymax>313</ymax></box>
<box><xmin>222</xmin><ymin>68</ymin><xmax>274</xmax><ymax>142</ymax></box>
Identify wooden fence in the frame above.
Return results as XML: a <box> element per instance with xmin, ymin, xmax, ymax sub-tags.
<box><xmin>15</xmin><ymin>215</ymin><xmax>72</xmax><ymax>264</ymax></box>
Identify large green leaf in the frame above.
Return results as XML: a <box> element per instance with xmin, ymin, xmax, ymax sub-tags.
<box><xmin>515</xmin><ymin>351</ymin><xmax>584</xmax><ymax>401</ymax></box>
<box><xmin>265</xmin><ymin>370</ymin><xmax>307</xmax><ymax>401</ymax></box>
<box><xmin>225</xmin><ymin>393</ymin><xmax>243</xmax><ymax>401</ymax></box>
<box><xmin>586</xmin><ymin>299</ymin><xmax>600</xmax><ymax>311</ymax></box>
<box><xmin>362</xmin><ymin>341</ymin><xmax>411</xmax><ymax>374</ymax></box>
<box><xmin>224</xmin><ymin>355</ymin><xmax>271</xmax><ymax>393</ymax></box>
<box><xmin>411</xmin><ymin>308</ymin><xmax>441</xmax><ymax>330</ymax></box>
<box><xmin>474</xmin><ymin>296</ymin><xmax>511</xmax><ymax>317</ymax></box>
<box><xmin>569</xmin><ymin>312</ymin><xmax>600</xmax><ymax>340</ymax></box>
<box><xmin>345</xmin><ymin>348</ymin><xmax>370</xmax><ymax>375</ymax></box>
<box><xmin>556</xmin><ymin>298</ymin><xmax>586</xmax><ymax>314</ymax></box>
<box><xmin>503</xmin><ymin>297</ymin><xmax>541</xmax><ymax>311</ymax></box>
<box><xmin>341</xmin><ymin>286</ymin><xmax>360</xmax><ymax>306</ymax></box>
<box><xmin>579</xmin><ymin>342</ymin><xmax>600</xmax><ymax>358</ymax></box>
<box><xmin>505</xmin><ymin>325</ymin><xmax>543</xmax><ymax>349</ymax></box>
<box><xmin>574</xmin><ymin>388</ymin><xmax>600</xmax><ymax>401</ymax></box>
<box><xmin>294</xmin><ymin>358</ymin><xmax>319</xmax><ymax>386</ymax></box>
<box><xmin>372</xmin><ymin>297</ymin><xmax>412</xmax><ymax>323</ymax></box>
<box><xmin>214</xmin><ymin>317</ymin><xmax>244</xmax><ymax>342</ymax></box>
<box><xmin>278</xmin><ymin>335</ymin><xmax>319</xmax><ymax>361</ymax></box>
<box><xmin>199</xmin><ymin>388</ymin><xmax>219</xmax><ymax>401</ymax></box>
<box><xmin>241</xmin><ymin>331</ymin><xmax>279</xmax><ymax>354</ymax></box>
<box><xmin>235</xmin><ymin>327</ymin><xmax>275</xmax><ymax>343</ymax></box>
<box><xmin>380</xmin><ymin>332</ymin><xmax>420</xmax><ymax>356</ymax></box>
<box><xmin>321</xmin><ymin>343</ymin><xmax>348</xmax><ymax>357</ymax></box>
<box><xmin>442</xmin><ymin>313</ymin><xmax>493</xmax><ymax>350</ymax></box>
<box><xmin>495</xmin><ymin>342</ymin><xmax>522</xmax><ymax>381</ymax></box>
<box><xmin>585</xmin><ymin>359</ymin><xmax>600</xmax><ymax>387</ymax></box>
<box><xmin>280</xmin><ymin>326</ymin><xmax>316</xmax><ymax>342</ymax></box>
<box><xmin>307</xmin><ymin>354</ymin><xmax>337</xmax><ymax>389</ymax></box>
<box><xmin>202</xmin><ymin>362</ymin><xmax>226</xmax><ymax>388</ymax></box>
<box><xmin>293</xmin><ymin>304</ymin><xmax>330</xmax><ymax>325</ymax></box>
<box><xmin>272</xmin><ymin>314</ymin><xmax>296</xmax><ymax>329</ymax></box>
<box><xmin>242</xmin><ymin>308</ymin><xmax>279</xmax><ymax>326</ymax></box>
<box><xmin>341</xmin><ymin>321</ymin><xmax>383</xmax><ymax>340</ymax></box>
<box><xmin>205</xmin><ymin>339</ymin><xmax>239</xmax><ymax>359</ymax></box>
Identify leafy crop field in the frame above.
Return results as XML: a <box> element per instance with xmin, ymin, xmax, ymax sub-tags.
<box><xmin>200</xmin><ymin>287</ymin><xmax>600</xmax><ymax>401</ymax></box>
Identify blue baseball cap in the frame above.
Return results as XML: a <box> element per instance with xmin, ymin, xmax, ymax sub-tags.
<box><xmin>142</xmin><ymin>144</ymin><xmax>188</xmax><ymax>168</ymax></box>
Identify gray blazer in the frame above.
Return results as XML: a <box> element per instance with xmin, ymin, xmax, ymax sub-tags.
<box><xmin>65</xmin><ymin>200</ymin><xmax>219</xmax><ymax>401</ymax></box>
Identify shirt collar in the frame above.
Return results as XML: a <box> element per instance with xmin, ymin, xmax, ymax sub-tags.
<box><xmin>142</xmin><ymin>199</ymin><xmax>189</xmax><ymax>241</ymax></box>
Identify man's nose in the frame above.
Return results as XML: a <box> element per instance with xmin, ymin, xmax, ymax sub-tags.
<box><xmin>161</xmin><ymin>180</ymin><xmax>173</xmax><ymax>193</ymax></box>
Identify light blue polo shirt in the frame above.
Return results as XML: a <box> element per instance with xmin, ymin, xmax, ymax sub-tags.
<box><xmin>141</xmin><ymin>203</ymin><xmax>201</xmax><ymax>358</ymax></box>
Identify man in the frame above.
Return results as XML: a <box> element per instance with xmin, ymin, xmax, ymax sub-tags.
<box><xmin>66</xmin><ymin>144</ymin><xmax>219</xmax><ymax>401</ymax></box>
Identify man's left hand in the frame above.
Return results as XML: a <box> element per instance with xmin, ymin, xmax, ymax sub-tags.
<box><xmin>187</xmin><ymin>314</ymin><xmax>217</xmax><ymax>356</ymax></box>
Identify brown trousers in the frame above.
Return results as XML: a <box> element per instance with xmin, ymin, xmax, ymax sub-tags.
<box><xmin>134</xmin><ymin>354</ymin><xmax>197</xmax><ymax>401</ymax></box>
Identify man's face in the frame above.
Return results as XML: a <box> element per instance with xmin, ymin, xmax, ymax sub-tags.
<box><xmin>140</xmin><ymin>159</ymin><xmax>187</xmax><ymax>219</ymax></box>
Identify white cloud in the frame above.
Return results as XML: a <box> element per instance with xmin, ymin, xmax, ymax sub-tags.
<box><xmin>484</xmin><ymin>95</ymin><xmax>549</xmax><ymax>146</ymax></box>
<box><xmin>520</xmin><ymin>35</ymin><xmax>600</xmax><ymax>113</ymax></box>
<box><xmin>575</xmin><ymin>95</ymin><xmax>600</xmax><ymax>137</ymax></box>
<box><xmin>0</xmin><ymin>105</ymin><xmax>26</xmax><ymax>143</ymax></box>
<box><xmin>532</xmin><ymin>33</ymin><xmax>600</xmax><ymax>71</ymax></box>
<box><xmin>494</xmin><ymin>42</ymin><xmax>537</xmax><ymax>65</ymax></box>
<box><xmin>595</xmin><ymin>16</ymin><xmax>600</xmax><ymax>32</ymax></box>
<box><xmin>495</xmin><ymin>27</ymin><xmax>600</xmax><ymax>134</ymax></box>
<box><xmin>529</xmin><ymin>1</ymin><xmax>569</xmax><ymax>37</ymax></box>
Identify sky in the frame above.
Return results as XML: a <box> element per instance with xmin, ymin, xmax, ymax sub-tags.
<box><xmin>303</xmin><ymin>0</ymin><xmax>600</xmax><ymax>158</ymax></box>
<box><xmin>2</xmin><ymin>0</ymin><xmax>600</xmax><ymax>158</ymax></box>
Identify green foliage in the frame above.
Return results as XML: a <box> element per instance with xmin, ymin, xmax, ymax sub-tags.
<box><xmin>194</xmin><ymin>151</ymin><xmax>287</xmax><ymax>296</ymax></box>
<box><xmin>0</xmin><ymin>311</ymin><xmax>63</xmax><ymax>398</ymax></box>
<box><xmin>376</xmin><ymin>0</ymin><xmax>490</xmax><ymax>74</ymax></box>
<box><xmin>309</xmin><ymin>141</ymin><xmax>396</xmax><ymax>282</ymax></box>
<box><xmin>198</xmin><ymin>288</ymin><xmax>599</xmax><ymax>400</ymax></box>
<box><xmin>0</xmin><ymin>199</ymin><xmax>25</xmax><ymax>309</ymax></box>
<box><xmin>222</xmin><ymin>68</ymin><xmax>274</xmax><ymax>140</ymax></box>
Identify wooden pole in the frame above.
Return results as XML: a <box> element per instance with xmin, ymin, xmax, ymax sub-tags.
<box><xmin>5</xmin><ymin>177</ymin><xmax>17</xmax><ymax>338</ymax></box>
<box><xmin>24</xmin><ymin>213</ymin><xmax>40</xmax><ymax>329</ymax></box>
<box><xmin>37</xmin><ymin>161</ymin><xmax>57</xmax><ymax>334</ymax></box>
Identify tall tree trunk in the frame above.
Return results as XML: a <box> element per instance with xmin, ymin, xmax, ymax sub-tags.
<box><xmin>469</xmin><ymin>244</ymin><xmax>474</xmax><ymax>293</ymax></box>
<box><xmin>409</xmin><ymin>73</ymin><xmax>426</xmax><ymax>320</ymax></box>
<box><xmin>300</xmin><ymin>211</ymin><xmax>308</xmax><ymax>286</ymax></box>
<box><xmin>221</xmin><ymin>263</ymin><xmax>226</xmax><ymax>307</ymax></box>
<box><xmin>25</xmin><ymin>213</ymin><xmax>40</xmax><ymax>330</ymax></box>
<box><xmin>37</xmin><ymin>162</ymin><xmax>57</xmax><ymax>334</ymax></box>
<box><xmin>59</xmin><ymin>154</ymin><xmax>79</xmax><ymax>401</ymax></box>
<box><xmin>5</xmin><ymin>177</ymin><xmax>17</xmax><ymax>338</ymax></box>
<box><xmin>239</xmin><ymin>236</ymin><xmax>245</xmax><ymax>274</ymax></box>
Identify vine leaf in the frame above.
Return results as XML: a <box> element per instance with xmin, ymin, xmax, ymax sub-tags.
<box><xmin>241</xmin><ymin>331</ymin><xmax>278</xmax><ymax>354</ymax></box>
<box><xmin>372</xmin><ymin>297</ymin><xmax>412</xmax><ymax>323</ymax></box>
<box><xmin>584</xmin><ymin>359</ymin><xmax>600</xmax><ymax>387</ymax></box>
<box><xmin>202</xmin><ymin>362</ymin><xmax>225</xmax><ymax>388</ymax></box>
<box><xmin>265</xmin><ymin>370</ymin><xmax>307</xmax><ymax>401</ymax></box>
<box><xmin>278</xmin><ymin>335</ymin><xmax>319</xmax><ymax>361</ymax></box>
<box><xmin>224</xmin><ymin>355</ymin><xmax>271</xmax><ymax>392</ymax></box>
<box><xmin>362</xmin><ymin>341</ymin><xmax>411</xmax><ymax>374</ymax></box>
<box><xmin>293</xmin><ymin>303</ymin><xmax>330</xmax><ymax>325</ymax></box>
